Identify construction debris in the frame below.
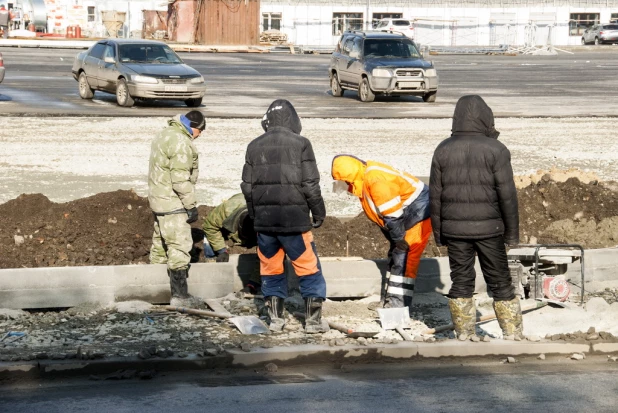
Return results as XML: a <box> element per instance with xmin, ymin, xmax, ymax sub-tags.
<box><xmin>260</xmin><ymin>30</ymin><xmax>288</xmax><ymax>44</ymax></box>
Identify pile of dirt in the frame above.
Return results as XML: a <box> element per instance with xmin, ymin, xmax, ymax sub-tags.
<box><xmin>1</xmin><ymin>176</ymin><xmax>617</xmax><ymax>269</ymax></box>
<box><xmin>514</xmin><ymin>167</ymin><xmax>601</xmax><ymax>189</ymax></box>
<box><xmin>518</xmin><ymin>177</ymin><xmax>618</xmax><ymax>248</ymax></box>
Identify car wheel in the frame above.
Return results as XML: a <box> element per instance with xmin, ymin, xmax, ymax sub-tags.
<box><xmin>116</xmin><ymin>78</ymin><xmax>134</xmax><ymax>107</ymax></box>
<box><xmin>185</xmin><ymin>98</ymin><xmax>203</xmax><ymax>107</ymax></box>
<box><xmin>331</xmin><ymin>73</ymin><xmax>343</xmax><ymax>97</ymax></box>
<box><xmin>423</xmin><ymin>91</ymin><xmax>437</xmax><ymax>103</ymax></box>
<box><xmin>595</xmin><ymin>37</ymin><xmax>600</xmax><ymax>45</ymax></box>
<box><xmin>78</xmin><ymin>72</ymin><xmax>94</xmax><ymax>99</ymax></box>
<box><xmin>358</xmin><ymin>77</ymin><xmax>375</xmax><ymax>102</ymax></box>
<box><xmin>581</xmin><ymin>37</ymin><xmax>586</xmax><ymax>45</ymax></box>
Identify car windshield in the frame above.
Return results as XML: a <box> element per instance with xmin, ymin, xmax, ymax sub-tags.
<box><xmin>605</xmin><ymin>24</ymin><xmax>618</xmax><ymax>30</ymax></box>
<box><xmin>376</xmin><ymin>21</ymin><xmax>389</xmax><ymax>28</ymax></box>
<box><xmin>392</xmin><ymin>20</ymin><xmax>411</xmax><ymax>26</ymax></box>
<box><xmin>364</xmin><ymin>39</ymin><xmax>420</xmax><ymax>59</ymax></box>
<box><xmin>118</xmin><ymin>44</ymin><xmax>182</xmax><ymax>64</ymax></box>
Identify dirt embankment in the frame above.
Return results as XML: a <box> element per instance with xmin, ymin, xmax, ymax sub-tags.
<box><xmin>1</xmin><ymin>175</ymin><xmax>617</xmax><ymax>269</ymax></box>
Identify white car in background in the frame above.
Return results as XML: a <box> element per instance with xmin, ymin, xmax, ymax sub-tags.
<box><xmin>375</xmin><ymin>18</ymin><xmax>415</xmax><ymax>39</ymax></box>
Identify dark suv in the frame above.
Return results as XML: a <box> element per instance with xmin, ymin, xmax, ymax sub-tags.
<box><xmin>328</xmin><ymin>31</ymin><xmax>438</xmax><ymax>102</ymax></box>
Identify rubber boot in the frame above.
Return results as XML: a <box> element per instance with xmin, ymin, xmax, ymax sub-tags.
<box><xmin>169</xmin><ymin>268</ymin><xmax>204</xmax><ymax>308</ymax></box>
<box><xmin>448</xmin><ymin>297</ymin><xmax>479</xmax><ymax>342</ymax></box>
<box><xmin>265</xmin><ymin>296</ymin><xmax>285</xmax><ymax>332</ymax></box>
<box><xmin>304</xmin><ymin>297</ymin><xmax>330</xmax><ymax>334</ymax></box>
<box><xmin>493</xmin><ymin>297</ymin><xmax>524</xmax><ymax>340</ymax></box>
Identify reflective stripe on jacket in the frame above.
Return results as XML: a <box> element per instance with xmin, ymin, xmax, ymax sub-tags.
<box><xmin>361</xmin><ymin>161</ymin><xmax>426</xmax><ymax>228</ymax></box>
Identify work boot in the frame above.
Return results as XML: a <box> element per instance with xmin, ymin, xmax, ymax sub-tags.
<box><xmin>383</xmin><ymin>294</ymin><xmax>405</xmax><ymax>309</ymax></box>
<box><xmin>304</xmin><ymin>297</ymin><xmax>330</xmax><ymax>334</ymax></box>
<box><xmin>168</xmin><ymin>268</ymin><xmax>204</xmax><ymax>308</ymax></box>
<box><xmin>448</xmin><ymin>297</ymin><xmax>478</xmax><ymax>341</ymax></box>
<box><xmin>265</xmin><ymin>296</ymin><xmax>285</xmax><ymax>332</ymax></box>
<box><xmin>493</xmin><ymin>297</ymin><xmax>524</xmax><ymax>340</ymax></box>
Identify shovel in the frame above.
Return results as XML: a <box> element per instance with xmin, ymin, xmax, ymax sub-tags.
<box><xmin>377</xmin><ymin>307</ymin><xmax>414</xmax><ymax>341</ymax></box>
<box><xmin>293</xmin><ymin>312</ymin><xmax>378</xmax><ymax>338</ymax></box>
<box><xmin>163</xmin><ymin>305</ymin><xmax>269</xmax><ymax>335</ymax></box>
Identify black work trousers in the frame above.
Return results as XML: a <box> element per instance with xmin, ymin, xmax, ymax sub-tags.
<box><xmin>445</xmin><ymin>235</ymin><xmax>515</xmax><ymax>301</ymax></box>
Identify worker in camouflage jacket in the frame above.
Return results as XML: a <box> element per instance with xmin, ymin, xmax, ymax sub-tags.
<box><xmin>148</xmin><ymin>110</ymin><xmax>206</xmax><ymax>307</ymax></box>
<box><xmin>202</xmin><ymin>193</ymin><xmax>261</xmax><ymax>293</ymax></box>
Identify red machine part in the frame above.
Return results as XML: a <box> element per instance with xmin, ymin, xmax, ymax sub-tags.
<box><xmin>543</xmin><ymin>276</ymin><xmax>570</xmax><ymax>302</ymax></box>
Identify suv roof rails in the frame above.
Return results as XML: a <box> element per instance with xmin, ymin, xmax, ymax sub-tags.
<box><xmin>343</xmin><ymin>30</ymin><xmax>366</xmax><ymax>36</ymax></box>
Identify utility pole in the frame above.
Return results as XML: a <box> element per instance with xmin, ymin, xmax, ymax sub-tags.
<box><xmin>366</xmin><ymin>0</ymin><xmax>370</xmax><ymax>30</ymax></box>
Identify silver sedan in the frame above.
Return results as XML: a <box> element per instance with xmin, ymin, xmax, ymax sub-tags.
<box><xmin>72</xmin><ymin>39</ymin><xmax>206</xmax><ymax>107</ymax></box>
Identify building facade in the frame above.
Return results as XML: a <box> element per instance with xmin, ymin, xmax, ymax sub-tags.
<box><xmin>260</xmin><ymin>0</ymin><xmax>618</xmax><ymax>47</ymax></box>
<box><xmin>31</xmin><ymin>0</ymin><xmax>618</xmax><ymax>46</ymax></box>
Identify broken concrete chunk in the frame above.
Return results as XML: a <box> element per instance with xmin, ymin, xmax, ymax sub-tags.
<box><xmin>527</xmin><ymin>335</ymin><xmax>541</xmax><ymax>342</ymax></box>
<box><xmin>240</xmin><ymin>342</ymin><xmax>252</xmax><ymax>352</ymax></box>
<box><xmin>14</xmin><ymin>235</ymin><xmax>25</xmax><ymax>246</ymax></box>
<box><xmin>137</xmin><ymin>349</ymin><xmax>152</xmax><ymax>360</ymax></box>
<box><xmin>608</xmin><ymin>356</ymin><xmax>617</xmax><ymax>362</ymax></box>
<box><xmin>470</xmin><ymin>335</ymin><xmax>481</xmax><ymax>343</ymax></box>
<box><xmin>482</xmin><ymin>335</ymin><xmax>491</xmax><ymax>342</ymax></box>
<box><xmin>587</xmin><ymin>326</ymin><xmax>596</xmax><ymax>334</ymax></box>
<box><xmin>585</xmin><ymin>297</ymin><xmax>610</xmax><ymax>313</ymax></box>
<box><xmin>264</xmin><ymin>363</ymin><xmax>278</xmax><ymax>373</ymax></box>
<box><xmin>334</xmin><ymin>338</ymin><xmax>345</xmax><ymax>346</ymax></box>
<box><xmin>204</xmin><ymin>348</ymin><xmax>218</xmax><ymax>357</ymax></box>
<box><xmin>586</xmin><ymin>333</ymin><xmax>600</xmax><ymax>341</ymax></box>
<box><xmin>538</xmin><ymin>354</ymin><xmax>546</xmax><ymax>360</ymax></box>
<box><xmin>506</xmin><ymin>357</ymin><xmax>517</xmax><ymax>364</ymax></box>
<box><xmin>570</xmin><ymin>353</ymin><xmax>585</xmax><ymax>360</ymax></box>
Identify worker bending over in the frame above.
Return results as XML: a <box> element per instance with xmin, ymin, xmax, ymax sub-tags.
<box><xmin>332</xmin><ymin>155</ymin><xmax>431</xmax><ymax>311</ymax></box>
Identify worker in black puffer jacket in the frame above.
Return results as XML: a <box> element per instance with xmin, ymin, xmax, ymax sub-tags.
<box><xmin>429</xmin><ymin>95</ymin><xmax>523</xmax><ymax>342</ymax></box>
<box><xmin>241</xmin><ymin>99</ymin><xmax>328</xmax><ymax>334</ymax></box>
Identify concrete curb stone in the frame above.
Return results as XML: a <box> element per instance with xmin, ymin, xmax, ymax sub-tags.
<box><xmin>1</xmin><ymin>341</ymin><xmax>613</xmax><ymax>379</ymax></box>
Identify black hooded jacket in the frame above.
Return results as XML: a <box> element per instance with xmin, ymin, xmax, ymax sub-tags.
<box><xmin>429</xmin><ymin>95</ymin><xmax>519</xmax><ymax>244</ymax></box>
<box><xmin>241</xmin><ymin>99</ymin><xmax>326</xmax><ymax>233</ymax></box>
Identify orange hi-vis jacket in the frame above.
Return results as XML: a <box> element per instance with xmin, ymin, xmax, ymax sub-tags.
<box><xmin>332</xmin><ymin>156</ymin><xmax>426</xmax><ymax>228</ymax></box>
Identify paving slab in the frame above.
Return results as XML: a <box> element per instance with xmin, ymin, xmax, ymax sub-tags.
<box><xmin>0</xmin><ymin>263</ymin><xmax>236</xmax><ymax>309</ymax></box>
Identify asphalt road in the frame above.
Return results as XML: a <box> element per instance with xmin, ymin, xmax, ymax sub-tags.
<box><xmin>1</xmin><ymin>47</ymin><xmax>618</xmax><ymax>118</ymax></box>
<box><xmin>1</xmin><ymin>358</ymin><xmax>617</xmax><ymax>412</ymax></box>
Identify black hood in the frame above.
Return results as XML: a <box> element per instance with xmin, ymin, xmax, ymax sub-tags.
<box><xmin>261</xmin><ymin>99</ymin><xmax>302</xmax><ymax>134</ymax></box>
<box><xmin>451</xmin><ymin>95</ymin><xmax>500</xmax><ymax>139</ymax></box>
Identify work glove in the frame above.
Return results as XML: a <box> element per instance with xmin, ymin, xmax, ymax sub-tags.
<box><xmin>312</xmin><ymin>217</ymin><xmax>324</xmax><ymax>229</ymax></box>
<box><xmin>186</xmin><ymin>207</ymin><xmax>199</xmax><ymax>224</ymax></box>
<box><xmin>215</xmin><ymin>249</ymin><xmax>229</xmax><ymax>263</ymax></box>
<box><xmin>394</xmin><ymin>239</ymin><xmax>409</xmax><ymax>252</ymax></box>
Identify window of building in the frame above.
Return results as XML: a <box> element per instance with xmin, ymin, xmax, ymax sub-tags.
<box><xmin>87</xmin><ymin>6</ymin><xmax>95</xmax><ymax>22</ymax></box>
<box><xmin>569</xmin><ymin>13</ymin><xmax>600</xmax><ymax>36</ymax></box>
<box><xmin>372</xmin><ymin>13</ymin><xmax>402</xmax><ymax>28</ymax></box>
<box><xmin>262</xmin><ymin>12</ymin><xmax>281</xmax><ymax>31</ymax></box>
<box><xmin>332</xmin><ymin>13</ymin><xmax>363</xmax><ymax>36</ymax></box>
<box><xmin>611</xmin><ymin>13</ymin><xmax>618</xmax><ymax>23</ymax></box>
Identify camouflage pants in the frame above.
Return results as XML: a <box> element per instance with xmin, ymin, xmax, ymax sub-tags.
<box><xmin>149</xmin><ymin>213</ymin><xmax>192</xmax><ymax>270</ymax></box>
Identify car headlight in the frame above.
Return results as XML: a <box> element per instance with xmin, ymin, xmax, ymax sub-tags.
<box><xmin>190</xmin><ymin>76</ymin><xmax>205</xmax><ymax>84</ymax></box>
<box><xmin>424</xmin><ymin>68</ymin><xmax>437</xmax><ymax>77</ymax></box>
<box><xmin>372</xmin><ymin>68</ymin><xmax>392</xmax><ymax>77</ymax></box>
<box><xmin>133</xmin><ymin>75</ymin><xmax>158</xmax><ymax>84</ymax></box>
